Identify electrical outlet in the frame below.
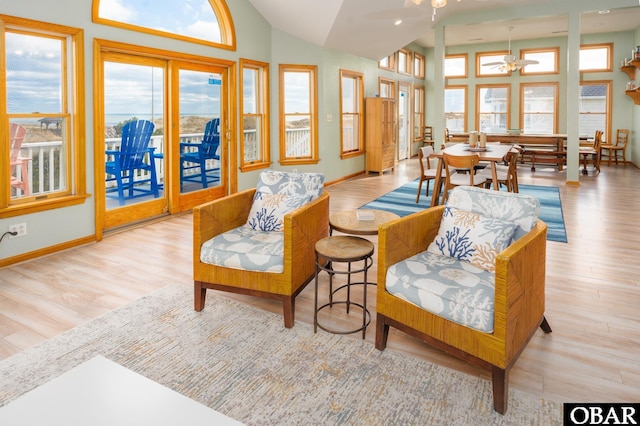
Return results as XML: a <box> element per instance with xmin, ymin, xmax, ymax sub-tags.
<box><xmin>9</xmin><ymin>223</ymin><xmax>27</xmax><ymax>238</ymax></box>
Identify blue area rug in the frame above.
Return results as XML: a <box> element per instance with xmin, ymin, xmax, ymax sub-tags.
<box><xmin>360</xmin><ymin>180</ymin><xmax>567</xmax><ymax>243</ymax></box>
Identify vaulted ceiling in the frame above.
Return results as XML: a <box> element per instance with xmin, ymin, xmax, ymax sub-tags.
<box><xmin>247</xmin><ymin>0</ymin><xmax>640</xmax><ymax>61</ymax></box>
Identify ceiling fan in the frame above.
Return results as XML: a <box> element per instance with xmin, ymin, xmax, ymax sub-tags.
<box><xmin>403</xmin><ymin>0</ymin><xmax>461</xmax><ymax>21</ymax></box>
<box><xmin>482</xmin><ymin>26</ymin><xmax>539</xmax><ymax>72</ymax></box>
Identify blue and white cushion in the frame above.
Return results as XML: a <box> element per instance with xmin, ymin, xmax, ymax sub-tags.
<box><xmin>446</xmin><ymin>186</ymin><xmax>539</xmax><ymax>241</ymax></box>
<box><xmin>200</xmin><ymin>226</ymin><xmax>284</xmax><ymax>273</ymax></box>
<box><xmin>246</xmin><ymin>191</ymin><xmax>311</xmax><ymax>232</ymax></box>
<box><xmin>256</xmin><ymin>170</ymin><xmax>325</xmax><ymax>200</ymax></box>
<box><xmin>386</xmin><ymin>251</ymin><xmax>496</xmax><ymax>333</ymax></box>
<box><xmin>426</xmin><ymin>206</ymin><xmax>518</xmax><ymax>273</ymax></box>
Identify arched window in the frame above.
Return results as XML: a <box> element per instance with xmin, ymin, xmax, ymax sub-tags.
<box><xmin>92</xmin><ymin>0</ymin><xmax>235</xmax><ymax>50</ymax></box>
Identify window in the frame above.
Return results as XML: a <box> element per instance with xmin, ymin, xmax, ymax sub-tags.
<box><xmin>476</xmin><ymin>51</ymin><xmax>509</xmax><ymax>77</ymax></box>
<box><xmin>1</xmin><ymin>16</ymin><xmax>86</xmax><ymax>218</ymax></box>
<box><xmin>579</xmin><ymin>81</ymin><xmax>611</xmax><ymax>140</ymax></box>
<box><xmin>413</xmin><ymin>53</ymin><xmax>425</xmax><ymax>78</ymax></box>
<box><xmin>445</xmin><ymin>54</ymin><xmax>468</xmax><ymax>78</ymax></box>
<box><xmin>240</xmin><ymin>59</ymin><xmax>270</xmax><ymax>171</ymax></box>
<box><xmin>444</xmin><ymin>86</ymin><xmax>467</xmax><ymax>133</ymax></box>
<box><xmin>580</xmin><ymin>43</ymin><xmax>612</xmax><ymax>72</ymax></box>
<box><xmin>379</xmin><ymin>77</ymin><xmax>396</xmax><ymax>99</ymax></box>
<box><xmin>397</xmin><ymin>49</ymin><xmax>412</xmax><ymax>75</ymax></box>
<box><xmin>520</xmin><ymin>48</ymin><xmax>559</xmax><ymax>75</ymax></box>
<box><xmin>93</xmin><ymin>0</ymin><xmax>235</xmax><ymax>50</ymax></box>
<box><xmin>279</xmin><ymin>65</ymin><xmax>318</xmax><ymax>165</ymax></box>
<box><xmin>520</xmin><ymin>83</ymin><xmax>558</xmax><ymax>135</ymax></box>
<box><xmin>378</xmin><ymin>53</ymin><xmax>396</xmax><ymax>72</ymax></box>
<box><xmin>414</xmin><ymin>85</ymin><xmax>425</xmax><ymax>141</ymax></box>
<box><xmin>339</xmin><ymin>70</ymin><xmax>364</xmax><ymax>158</ymax></box>
<box><xmin>476</xmin><ymin>85</ymin><xmax>510</xmax><ymax>133</ymax></box>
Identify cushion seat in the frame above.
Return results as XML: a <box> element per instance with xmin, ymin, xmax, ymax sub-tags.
<box><xmin>200</xmin><ymin>225</ymin><xmax>284</xmax><ymax>273</ymax></box>
<box><xmin>386</xmin><ymin>251</ymin><xmax>496</xmax><ymax>333</ymax></box>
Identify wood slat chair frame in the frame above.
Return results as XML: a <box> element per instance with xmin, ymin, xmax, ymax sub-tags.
<box><xmin>478</xmin><ymin>145</ymin><xmax>522</xmax><ymax>192</ymax></box>
<box><xmin>441</xmin><ymin>153</ymin><xmax>487</xmax><ymax>204</ymax></box>
<box><xmin>601</xmin><ymin>129</ymin><xmax>629</xmax><ymax>166</ymax></box>
<box><xmin>415</xmin><ymin>145</ymin><xmax>446</xmax><ymax>203</ymax></box>
<box><xmin>580</xmin><ymin>130</ymin><xmax>602</xmax><ymax>175</ymax></box>
<box><xmin>375</xmin><ymin>205</ymin><xmax>551</xmax><ymax>414</ymax></box>
<box><xmin>193</xmin><ymin>189</ymin><xmax>330</xmax><ymax>328</ymax></box>
<box><xmin>422</xmin><ymin>126</ymin><xmax>435</xmax><ymax>147</ymax></box>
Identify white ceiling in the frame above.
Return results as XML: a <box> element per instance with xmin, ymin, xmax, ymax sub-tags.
<box><xmin>247</xmin><ymin>0</ymin><xmax>640</xmax><ymax>61</ymax></box>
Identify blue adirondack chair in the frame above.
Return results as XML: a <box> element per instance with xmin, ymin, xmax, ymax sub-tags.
<box><xmin>105</xmin><ymin>119</ymin><xmax>159</xmax><ymax>206</ymax></box>
<box><xmin>180</xmin><ymin>118</ymin><xmax>221</xmax><ymax>189</ymax></box>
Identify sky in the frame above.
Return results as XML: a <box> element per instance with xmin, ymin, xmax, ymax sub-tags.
<box><xmin>5</xmin><ymin>0</ymin><xmax>223</xmax><ymax>117</ymax></box>
<box><xmin>99</xmin><ymin>0</ymin><xmax>221</xmax><ymax>43</ymax></box>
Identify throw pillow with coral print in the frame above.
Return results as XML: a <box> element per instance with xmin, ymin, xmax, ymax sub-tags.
<box><xmin>426</xmin><ymin>206</ymin><xmax>518</xmax><ymax>272</ymax></box>
<box><xmin>246</xmin><ymin>191</ymin><xmax>311</xmax><ymax>232</ymax></box>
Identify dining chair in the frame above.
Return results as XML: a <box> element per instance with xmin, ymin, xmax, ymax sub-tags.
<box><xmin>9</xmin><ymin>123</ymin><xmax>31</xmax><ymax>197</ymax></box>
<box><xmin>441</xmin><ymin>153</ymin><xmax>487</xmax><ymax>203</ymax></box>
<box><xmin>579</xmin><ymin>130</ymin><xmax>602</xmax><ymax>175</ymax></box>
<box><xmin>422</xmin><ymin>126</ymin><xmax>434</xmax><ymax>147</ymax></box>
<box><xmin>415</xmin><ymin>145</ymin><xmax>446</xmax><ymax>203</ymax></box>
<box><xmin>477</xmin><ymin>145</ymin><xmax>522</xmax><ymax>192</ymax></box>
<box><xmin>601</xmin><ymin>129</ymin><xmax>629</xmax><ymax>166</ymax></box>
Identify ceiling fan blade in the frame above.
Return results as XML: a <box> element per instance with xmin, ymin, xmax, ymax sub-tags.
<box><xmin>518</xmin><ymin>59</ymin><xmax>540</xmax><ymax>65</ymax></box>
<box><xmin>482</xmin><ymin>61</ymin><xmax>505</xmax><ymax>67</ymax></box>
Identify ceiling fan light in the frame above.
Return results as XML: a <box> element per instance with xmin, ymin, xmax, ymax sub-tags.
<box><xmin>431</xmin><ymin>0</ymin><xmax>447</xmax><ymax>8</ymax></box>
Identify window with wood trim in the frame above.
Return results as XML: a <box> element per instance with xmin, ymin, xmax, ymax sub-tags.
<box><xmin>520</xmin><ymin>82</ymin><xmax>559</xmax><ymax>135</ymax></box>
<box><xmin>279</xmin><ymin>64</ymin><xmax>318</xmax><ymax>165</ymax></box>
<box><xmin>397</xmin><ymin>49</ymin><xmax>412</xmax><ymax>75</ymax></box>
<box><xmin>413</xmin><ymin>53</ymin><xmax>425</xmax><ymax>78</ymax></box>
<box><xmin>414</xmin><ymin>85</ymin><xmax>425</xmax><ymax>141</ymax></box>
<box><xmin>579</xmin><ymin>80</ymin><xmax>611</xmax><ymax>140</ymax></box>
<box><xmin>339</xmin><ymin>69</ymin><xmax>364</xmax><ymax>158</ymax></box>
<box><xmin>444</xmin><ymin>54</ymin><xmax>468</xmax><ymax>78</ymax></box>
<box><xmin>379</xmin><ymin>77</ymin><xmax>396</xmax><ymax>99</ymax></box>
<box><xmin>444</xmin><ymin>85</ymin><xmax>467</xmax><ymax>133</ymax></box>
<box><xmin>93</xmin><ymin>0</ymin><xmax>236</xmax><ymax>50</ymax></box>
<box><xmin>240</xmin><ymin>59</ymin><xmax>270</xmax><ymax>171</ymax></box>
<box><xmin>1</xmin><ymin>15</ymin><xmax>87</xmax><ymax>218</ymax></box>
<box><xmin>476</xmin><ymin>51</ymin><xmax>510</xmax><ymax>77</ymax></box>
<box><xmin>476</xmin><ymin>84</ymin><xmax>510</xmax><ymax>133</ymax></box>
<box><xmin>520</xmin><ymin>47</ymin><xmax>559</xmax><ymax>75</ymax></box>
<box><xmin>378</xmin><ymin>53</ymin><xmax>396</xmax><ymax>72</ymax></box>
<box><xmin>579</xmin><ymin>43</ymin><xmax>612</xmax><ymax>72</ymax></box>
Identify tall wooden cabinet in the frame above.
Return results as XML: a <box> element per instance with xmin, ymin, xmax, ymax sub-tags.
<box><xmin>365</xmin><ymin>97</ymin><xmax>396</xmax><ymax>174</ymax></box>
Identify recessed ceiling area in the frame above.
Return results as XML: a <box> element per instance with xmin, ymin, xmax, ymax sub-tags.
<box><xmin>247</xmin><ymin>0</ymin><xmax>640</xmax><ymax>60</ymax></box>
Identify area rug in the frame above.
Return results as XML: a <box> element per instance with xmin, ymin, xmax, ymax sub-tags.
<box><xmin>360</xmin><ymin>180</ymin><xmax>568</xmax><ymax>243</ymax></box>
<box><xmin>0</xmin><ymin>284</ymin><xmax>563</xmax><ymax>425</ymax></box>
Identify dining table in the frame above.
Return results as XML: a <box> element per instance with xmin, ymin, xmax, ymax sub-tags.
<box><xmin>428</xmin><ymin>142</ymin><xmax>513</xmax><ymax>207</ymax></box>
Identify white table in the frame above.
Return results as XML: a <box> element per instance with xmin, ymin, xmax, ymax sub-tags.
<box><xmin>0</xmin><ymin>355</ymin><xmax>243</xmax><ymax>426</ymax></box>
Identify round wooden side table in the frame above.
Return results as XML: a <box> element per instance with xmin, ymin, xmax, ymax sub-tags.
<box><xmin>329</xmin><ymin>209</ymin><xmax>400</xmax><ymax>235</ymax></box>
<box><xmin>313</xmin><ymin>235</ymin><xmax>374</xmax><ymax>339</ymax></box>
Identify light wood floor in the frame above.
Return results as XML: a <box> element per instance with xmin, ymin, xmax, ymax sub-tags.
<box><xmin>1</xmin><ymin>158</ymin><xmax>639</xmax><ymax>405</ymax></box>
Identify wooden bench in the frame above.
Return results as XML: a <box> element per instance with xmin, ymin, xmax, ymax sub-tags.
<box><xmin>521</xmin><ymin>147</ymin><xmax>566</xmax><ymax>171</ymax></box>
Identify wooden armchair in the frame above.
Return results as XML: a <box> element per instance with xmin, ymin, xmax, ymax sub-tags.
<box><xmin>376</xmin><ymin>188</ymin><xmax>551</xmax><ymax>414</ymax></box>
<box><xmin>193</xmin><ymin>188</ymin><xmax>330</xmax><ymax>328</ymax></box>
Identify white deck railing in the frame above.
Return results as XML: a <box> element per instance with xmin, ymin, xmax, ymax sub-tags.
<box><xmin>13</xmin><ymin>128</ymin><xmax>312</xmax><ymax>197</ymax></box>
